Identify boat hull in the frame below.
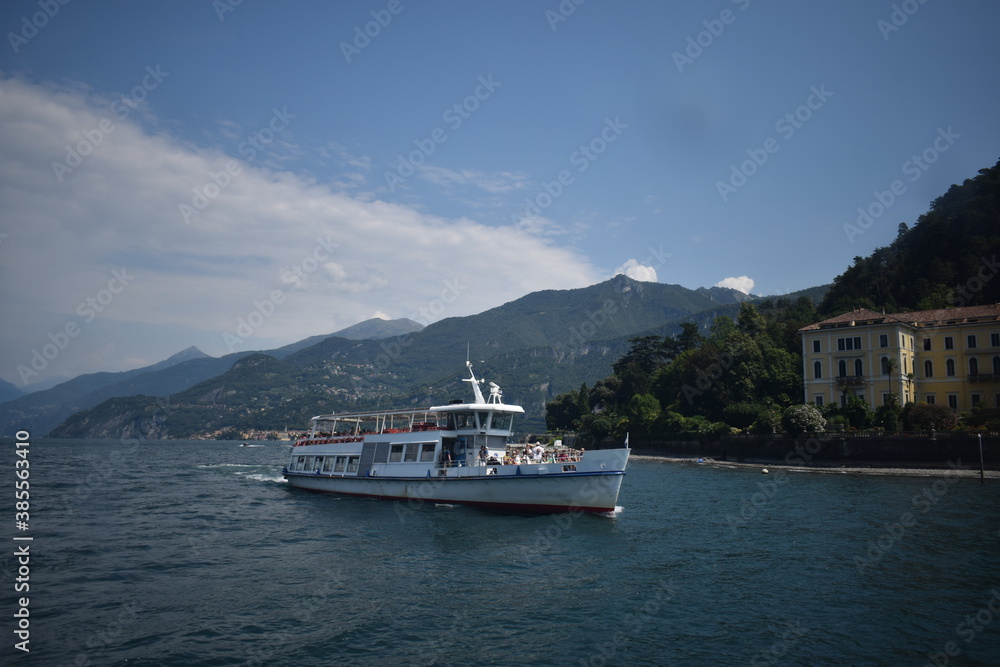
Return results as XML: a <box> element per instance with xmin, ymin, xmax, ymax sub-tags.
<box><xmin>284</xmin><ymin>449</ymin><xmax>628</xmax><ymax>514</ymax></box>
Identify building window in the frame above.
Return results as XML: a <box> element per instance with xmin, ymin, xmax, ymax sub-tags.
<box><xmin>945</xmin><ymin>336</ymin><xmax>954</xmax><ymax>350</ymax></box>
<box><xmin>923</xmin><ymin>338</ymin><xmax>932</xmax><ymax>351</ymax></box>
<box><xmin>838</xmin><ymin>360</ymin><xmax>847</xmax><ymax>377</ymax></box>
<box><xmin>992</xmin><ymin>333</ymin><xmax>999</xmax><ymax>347</ymax></box>
<box><xmin>971</xmin><ymin>393</ymin><xmax>982</xmax><ymax>407</ymax></box>
<box><xmin>814</xmin><ymin>395</ymin><xmax>823</xmax><ymax>406</ymax></box>
<box><xmin>813</xmin><ymin>361</ymin><xmax>822</xmax><ymax>379</ymax></box>
<box><xmin>812</xmin><ymin>340</ymin><xmax>821</xmax><ymax>353</ymax></box>
<box><xmin>882</xmin><ymin>393</ymin><xmax>891</xmax><ymax>405</ymax></box>
<box><xmin>970</xmin><ymin>358</ymin><xmax>979</xmax><ymax>376</ymax></box>
<box><xmin>924</xmin><ymin>360</ymin><xmax>933</xmax><ymax>378</ymax></box>
<box><xmin>948</xmin><ymin>395</ymin><xmax>958</xmax><ymax>410</ymax></box>
<box><xmin>879</xmin><ymin>334</ymin><xmax>888</xmax><ymax>348</ymax></box>
<box><xmin>926</xmin><ymin>395</ymin><xmax>935</xmax><ymax>405</ymax></box>
<box><xmin>995</xmin><ymin>393</ymin><xmax>1000</xmax><ymax>409</ymax></box>
<box><xmin>855</xmin><ymin>359</ymin><xmax>863</xmax><ymax>376</ymax></box>
<box><xmin>881</xmin><ymin>357</ymin><xmax>891</xmax><ymax>375</ymax></box>
<box><xmin>837</xmin><ymin>336</ymin><xmax>863</xmax><ymax>351</ymax></box>
<box><xmin>994</xmin><ymin>356</ymin><xmax>1000</xmax><ymax>376</ymax></box>
<box><xmin>946</xmin><ymin>359</ymin><xmax>956</xmax><ymax>377</ymax></box>
<box><xmin>968</xmin><ymin>335</ymin><xmax>977</xmax><ymax>349</ymax></box>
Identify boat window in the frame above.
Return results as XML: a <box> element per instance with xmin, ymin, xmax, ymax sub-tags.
<box><xmin>314</xmin><ymin>456</ymin><xmax>324</xmax><ymax>469</ymax></box>
<box><xmin>420</xmin><ymin>443</ymin><xmax>436</xmax><ymax>462</ymax></box>
<box><xmin>334</xmin><ymin>457</ymin><xmax>346</xmax><ymax>473</ymax></box>
<box><xmin>403</xmin><ymin>444</ymin><xmax>418</xmax><ymax>462</ymax></box>
<box><xmin>477</xmin><ymin>412</ymin><xmax>490</xmax><ymax>429</ymax></box>
<box><xmin>322</xmin><ymin>458</ymin><xmax>333</xmax><ymax>472</ymax></box>
<box><xmin>389</xmin><ymin>444</ymin><xmax>404</xmax><ymax>462</ymax></box>
<box><xmin>454</xmin><ymin>412</ymin><xmax>476</xmax><ymax>429</ymax></box>
<box><xmin>305</xmin><ymin>456</ymin><xmax>315</xmax><ymax>469</ymax></box>
<box><xmin>347</xmin><ymin>457</ymin><xmax>360</xmax><ymax>473</ymax></box>
<box><xmin>295</xmin><ymin>455</ymin><xmax>306</xmax><ymax>471</ymax></box>
<box><xmin>491</xmin><ymin>413</ymin><xmax>513</xmax><ymax>431</ymax></box>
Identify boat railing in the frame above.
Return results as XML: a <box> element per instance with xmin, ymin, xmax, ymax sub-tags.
<box><xmin>294</xmin><ymin>436</ymin><xmax>364</xmax><ymax>447</ymax></box>
<box><xmin>472</xmin><ymin>450</ymin><xmax>586</xmax><ymax>466</ymax></box>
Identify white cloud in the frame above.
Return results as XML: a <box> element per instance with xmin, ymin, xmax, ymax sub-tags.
<box><xmin>0</xmin><ymin>77</ymin><xmax>602</xmax><ymax>383</ymax></box>
<box><xmin>418</xmin><ymin>165</ymin><xmax>529</xmax><ymax>194</ymax></box>
<box><xmin>614</xmin><ymin>259</ymin><xmax>658</xmax><ymax>282</ymax></box>
<box><xmin>715</xmin><ymin>276</ymin><xmax>756</xmax><ymax>294</ymax></box>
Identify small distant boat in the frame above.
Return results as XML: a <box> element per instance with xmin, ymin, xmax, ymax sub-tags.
<box><xmin>241</xmin><ymin>443</ymin><xmax>250</xmax><ymax>447</ymax></box>
<box><xmin>282</xmin><ymin>362</ymin><xmax>630</xmax><ymax>513</ymax></box>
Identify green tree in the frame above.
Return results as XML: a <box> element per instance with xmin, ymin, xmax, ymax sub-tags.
<box><xmin>663</xmin><ymin>321</ymin><xmax>703</xmax><ymax>360</ymax></box>
<box><xmin>905</xmin><ymin>402</ymin><xmax>958</xmax><ymax>430</ymax></box>
<box><xmin>545</xmin><ymin>391</ymin><xmax>580</xmax><ymax>431</ymax></box>
<box><xmin>844</xmin><ymin>396</ymin><xmax>874</xmax><ymax>430</ymax></box>
<box><xmin>613</xmin><ymin>335</ymin><xmax>669</xmax><ymax>399</ymax></box>
<box><xmin>627</xmin><ymin>393</ymin><xmax>661</xmax><ymax>434</ymax></box>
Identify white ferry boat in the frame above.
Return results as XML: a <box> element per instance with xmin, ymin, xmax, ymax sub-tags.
<box><xmin>282</xmin><ymin>363</ymin><xmax>629</xmax><ymax>513</ymax></box>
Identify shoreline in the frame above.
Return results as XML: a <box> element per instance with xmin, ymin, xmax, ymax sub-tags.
<box><xmin>631</xmin><ymin>453</ymin><xmax>1000</xmax><ymax>479</ymax></box>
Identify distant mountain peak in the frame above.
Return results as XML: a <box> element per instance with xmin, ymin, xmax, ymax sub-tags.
<box><xmin>165</xmin><ymin>346</ymin><xmax>209</xmax><ymax>362</ymax></box>
<box><xmin>332</xmin><ymin>317</ymin><xmax>424</xmax><ymax>340</ymax></box>
<box><xmin>695</xmin><ymin>286</ymin><xmax>754</xmax><ymax>304</ymax></box>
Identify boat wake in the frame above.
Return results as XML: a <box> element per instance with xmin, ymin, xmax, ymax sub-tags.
<box><xmin>197</xmin><ymin>463</ymin><xmax>259</xmax><ymax>469</ymax></box>
<box><xmin>244</xmin><ymin>472</ymin><xmax>287</xmax><ymax>483</ymax></box>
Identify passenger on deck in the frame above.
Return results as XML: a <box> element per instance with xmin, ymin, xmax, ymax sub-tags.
<box><xmin>439</xmin><ymin>447</ymin><xmax>453</xmax><ymax>468</ymax></box>
<box><xmin>478</xmin><ymin>445</ymin><xmax>488</xmax><ymax>465</ymax></box>
<box><xmin>532</xmin><ymin>443</ymin><xmax>544</xmax><ymax>462</ymax></box>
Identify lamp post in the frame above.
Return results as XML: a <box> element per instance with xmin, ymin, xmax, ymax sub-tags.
<box><xmin>978</xmin><ymin>432</ymin><xmax>985</xmax><ymax>485</ymax></box>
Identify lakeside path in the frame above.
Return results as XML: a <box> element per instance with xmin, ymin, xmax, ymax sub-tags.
<box><xmin>632</xmin><ymin>454</ymin><xmax>1000</xmax><ymax>479</ymax></box>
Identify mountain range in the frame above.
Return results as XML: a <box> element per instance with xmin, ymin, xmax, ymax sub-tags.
<box><xmin>0</xmin><ymin>317</ymin><xmax>422</xmax><ymax>438</ymax></box>
<box><xmin>30</xmin><ymin>277</ymin><xmax>826</xmax><ymax>439</ymax></box>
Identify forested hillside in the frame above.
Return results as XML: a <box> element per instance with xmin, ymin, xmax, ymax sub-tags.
<box><xmin>821</xmin><ymin>159</ymin><xmax>1000</xmax><ymax>315</ymax></box>
<box><xmin>546</xmin><ymin>299</ymin><xmax>816</xmax><ymax>438</ymax></box>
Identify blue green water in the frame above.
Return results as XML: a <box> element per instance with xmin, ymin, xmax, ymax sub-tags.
<box><xmin>4</xmin><ymin>439</ymin><xmax>999</xmax><ymax>666</ymax></box>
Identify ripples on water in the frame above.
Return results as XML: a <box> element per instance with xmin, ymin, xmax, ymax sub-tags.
<box><xmin>8</xmin><ymin>441</ymin><xmax>1000</xmax><ymax>666</ymax></box>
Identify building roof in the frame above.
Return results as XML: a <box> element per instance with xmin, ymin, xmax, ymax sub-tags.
<box><xmin>799</xmin><ymin>304</ymin><xmax>1000</xmax><ymax>332</ymax></box>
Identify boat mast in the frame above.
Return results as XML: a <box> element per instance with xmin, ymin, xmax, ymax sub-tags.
<box><xmin>463</xmin><ymin>360</ymin><xmax>486</xmax><ymax>404</ymax></box>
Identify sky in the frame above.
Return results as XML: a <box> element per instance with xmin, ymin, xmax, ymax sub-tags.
<box><xmin>1</xmin><ymin>0</ymin><xmax>998</xmax><ymax>388</ymax></box>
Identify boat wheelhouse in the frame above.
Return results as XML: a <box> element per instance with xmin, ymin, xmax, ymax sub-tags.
<box><xmin>282</xmin><ymin>362</ymin><xmax>629</xmax><ymax>513</ymax></box>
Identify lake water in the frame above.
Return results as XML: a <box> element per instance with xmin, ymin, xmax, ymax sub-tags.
<box><xmin>5</xmin><ymin>438</ymin><xmax>1000</xmax><ymax>666</ymax></box>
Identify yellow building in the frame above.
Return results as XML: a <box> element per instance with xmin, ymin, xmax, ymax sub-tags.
<box><xmin>799</xmin><ymin>305</ymin><xmax>1000</xmax><ymax>411</ymax></box>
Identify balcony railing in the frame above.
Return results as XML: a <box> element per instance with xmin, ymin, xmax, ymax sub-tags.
<box><xmin>835</xmin><ymin>375</ymin><xmax>866</xmax><ymax>386</ymax></box>
<box><xmin>968</xmin><ymin>373</ymin><xmax>1000</xmax><ymax>384</ymax></box>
